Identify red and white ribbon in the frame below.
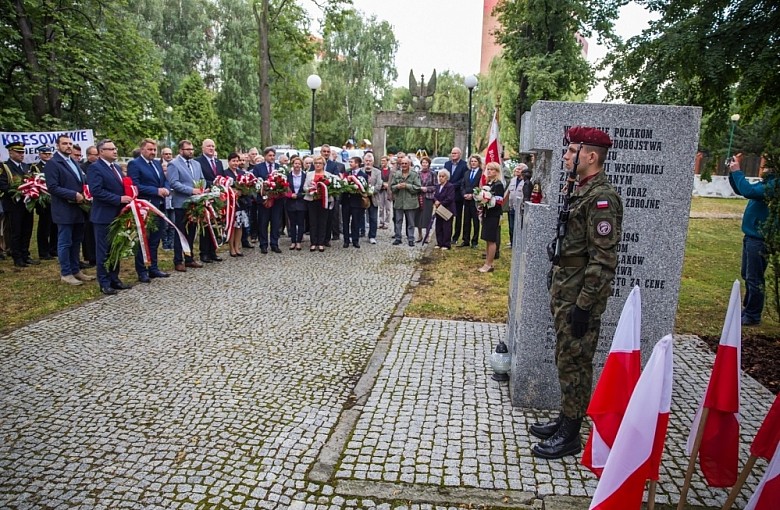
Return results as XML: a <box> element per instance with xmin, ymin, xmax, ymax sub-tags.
<box><xmin>17</xmin><ymin>174</ymin><xmax>48</xmax><ymax>203</ymax></box>
<box><xmin>346</xmin><ymin>174</ymin><xmax>365</xmax><ymax>193</ymax></box>
<box><xmin>214</xmin><ymin>176</ymin><xmax>236</xmax><ymax>242</ymax></box>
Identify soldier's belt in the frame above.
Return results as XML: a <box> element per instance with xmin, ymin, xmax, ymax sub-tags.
<box><xmin>555</xmin><ymin>256</ymin><xmax>588</xmax><ymax>268</ymax></box>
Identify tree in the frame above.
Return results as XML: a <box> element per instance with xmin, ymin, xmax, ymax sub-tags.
<box><xmin>0</xmin><ymin>0</ymin><xmax>164</xmax><ymax>149</ymax></box>
<box><xmin>493</xmin><ymin>0</ymin><xmax>622</xmax><ymax>148</ymax></box>
<box><xmin>316</xmin><ymin>9</ymin><xmax>398</xmax><ymax>145</ymax></box>
<box><xmin>171</xmin><ymin>72</ymin><xmax>220</xmax><ymax>151</ymax></box>
<box><xmin>603</xmin><ymin>0</ymin><xmax>780</xmax><ymax>159</ymax></box>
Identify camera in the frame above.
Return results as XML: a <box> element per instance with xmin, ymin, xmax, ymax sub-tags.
<box><xmin>725</xmin><ymin>156</ymin><xmax>735</xmax><ymax>168</ymax></box>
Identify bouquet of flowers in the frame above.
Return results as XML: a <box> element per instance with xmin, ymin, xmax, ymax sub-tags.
<box><xmin>341</xmin><ymin>174</ymin><xmax>368</xmax><ymax>195</ymax></box>
<box><xmin>184</xmin><ymin>179</ymin><xmax>226</xmax><ymax>246</ymax></box>
<box><xmin>105</xmin><ymin>177</ymin><xmax>158</xmax><ymax>270</ymax></box>
<box><xmin>14</xmin><ymin>173</ymin><xmax>50</xmax><ymax>212</ymax></box>
<box><xmin>233</xmin><ymin>172</ymin><xmax>258</xmax><ymax>198</ymax></box>
<box><xmin>260</xmin><ymin>171</ymin><xmax>290</xmax><ymax>208</ymax></box>
<box><xmin>473</xmin><ymin>185</ymin><xmax>500</xmax><ymax>209</ymax></box>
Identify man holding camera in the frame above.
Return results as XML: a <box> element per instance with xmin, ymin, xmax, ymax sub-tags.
<box><xmin>530</xmin><ymin>126</ymin><xmax>623</xmax><ymax>460</ymax></box>
<box><xmin>728</xmin><ymin>153</ymin><xmax>776</xmax><ymax>326</ymax></box>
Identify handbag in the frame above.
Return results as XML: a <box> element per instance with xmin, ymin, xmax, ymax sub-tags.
<box><xmin>360</xmin><ymin>194</ymin><xmax>371</xmax><ymax>209</ymax></box>
<box><xmin>434</xmin><ymin>204</ymin><xmax>453</xmax><ymax>221</ymax></box>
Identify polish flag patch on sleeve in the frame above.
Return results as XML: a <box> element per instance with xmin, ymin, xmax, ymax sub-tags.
<box><xmin>597</xmin><ymin>200</ymin><xmax>610</xmax><ymax>209</ymax></box>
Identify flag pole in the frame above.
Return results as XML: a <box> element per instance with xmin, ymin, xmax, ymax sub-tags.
<box><xmin>720</xmin><ymin>455</ymin><xmax>757</xmax><ymax>510</ymax></box>
<box><xmin>647</xmin><ymin>480</ymin><xmax>657</xmax><ymax>510</ymax></box>
<box><xmin>677</xmin><ymin>408</ymin><xmax>710</xmax><ymax>510</ymax></box>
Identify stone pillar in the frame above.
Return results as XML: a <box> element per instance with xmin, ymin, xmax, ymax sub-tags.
<box><xmin>507</xmin><ymin>101</ymin><xmax>702</xmax><ymax>409</ymax></box>
<box><xmin>373</xmin><ymin>127</ymin><xmax>387</xmax><ymax>157</ymax></box>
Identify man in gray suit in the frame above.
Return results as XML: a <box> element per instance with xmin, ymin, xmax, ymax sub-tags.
<box><xmin>167</xmin><ymin>139</ymin><xmax>204</xmax><ymax>272</ymax></box>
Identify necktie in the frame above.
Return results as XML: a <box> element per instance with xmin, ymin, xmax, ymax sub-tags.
<box><xmin>470</xmin><ymin>169</ymin><xmax>476</xmax><ymax>182</ymax></box>
<box><xmin>186</xmin><ymin>160</ymin><xmax>194</xmax><ymax>177</ymax></box>
<box><xmin>110</xmin><ymin>163</ymin><xmax>122</xmax><ymax>182</ymax></box>
<box><xmin>148</xmin><ymin>160</ymin><xmax>161</xmax><ymax>182</ymax></box>
<box><xmin>210</xmin><ymin>158</ymin><xmax>217</xmax><ymax>174</ymax></box>
<box><xmin>66</xmin><ymin>158</ymin><xmax>82</xmax><ymax>182</ymax></box>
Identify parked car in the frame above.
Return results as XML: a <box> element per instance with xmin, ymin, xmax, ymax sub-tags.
<box><xmin>431</xmin><ymin>157</ymin><xmax>448</xmax><ymax>171</ymax></box>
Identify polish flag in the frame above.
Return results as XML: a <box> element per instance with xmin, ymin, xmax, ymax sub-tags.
<box><xmin>745</xmin><ymin>441</ymin><xmax>780</xmax><ymax>510</ymax></box>
<box><xmin>751</xmin><ymin>394</ymin><xmax>780</xmax><ymax>461</ymax></box>
<box><xmin>484</xmin><ymin>108</ymin><xmax>502</xmax><ymax>166</ymax></box>
<box><xmin>590</xmin><ymin>335</ymin><xmax>674</xmax><ymax>510</ymax></box>
<box><xmin>582</xmin><ymin>286</ymin><xmax>642</xmax><ymax>477</ymax></box>
<box><xmin>686</xmin><ymin>280</ymin><xmax>741</xmax><ymax>487</ymax></box>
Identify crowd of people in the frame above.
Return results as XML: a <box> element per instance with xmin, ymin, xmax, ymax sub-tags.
<box><xmin>0</xmin><ymin>137</ymin><xmax>536</xmax><ymax>288</ymax></box>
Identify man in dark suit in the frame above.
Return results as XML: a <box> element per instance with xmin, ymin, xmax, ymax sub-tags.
<box><xmin>195</xmin><ymin>138</ymin><xmax>223</xmax><ymax>263</ymax></box>
<box><xmin>252</xmin><ymin>147</ymin><xmax>283</xmax><ymax>253</ymax></box>
<box><xmin>88</xmin><ymin>139</ymin><xmax>133</xmax><ymax>295</ymax></box>
<box><xmin>444</xmin><ymin>147</ymin><xmax>468</xmax><ymax>245</ymax></box>
<box><xmin>341</xmin><ymin>157</ymin><xmax>368</xmax><ymax>248</ymax></box>
<box><xmin>127</xmin><ymin>138</ymin><xmax>171</xmax><ymax>283</ymax></box>
<box><xmin>320</xmin><ymin>144</ymin><xmax>345</xmax><ymax>244</ymax></box>
<box><xmin>460</xmin><ymin>155</ymin><xmax>482</xmax><ymax>248</ymax></box>
<box><xmin>43</xmin><ymin>135</ymin><xmax>96</xmax><ymax>285</ymax></box>
<box><xmin>0</xmin><ymin>141</ymin><xmax>38</xmax><ymax>267</ymax></box>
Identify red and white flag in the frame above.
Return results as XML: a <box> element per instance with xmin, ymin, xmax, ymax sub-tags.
<box><xmin>582</xmin><ymin>286</ymin><xmax>642</xmax><ymax>477</ymax></box>
<box><xmin>590</xmin><ymin>335</ymin><xmax>674</xmax><ymax>510</ymax></box>
<box><xmin>751</xmin><ymin>394</ymin><xmax>780</xmax><ymax>461</ymax></box>
<box><xmin>745</xmin><ymin>441</ymin><xmax>780</xmax><ymax>510</ymax></box>
<box><xmin>686</xmin><ymin>280</ymin><xmax>741</xmax><ymax>487</ymax></box>
<box><xmin>484</xmin><ymin>108</ymin><xmax>502</xmax><ymax>166</ymax></box>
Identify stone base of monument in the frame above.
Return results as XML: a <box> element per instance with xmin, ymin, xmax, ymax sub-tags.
<box><xmin>506</xmin><ymin>101</ymin><xmax>702</xmax><ymax>409</ymax></box>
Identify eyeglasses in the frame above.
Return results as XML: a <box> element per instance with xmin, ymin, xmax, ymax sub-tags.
<box><xmin>101</xmin><ymin>147</ymin><xmax>117</xmax><ymax>151</ymax></box>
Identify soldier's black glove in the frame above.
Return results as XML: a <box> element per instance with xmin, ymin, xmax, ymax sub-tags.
<box><xmin>567</xmin><ymin>305</ymin><xmax>589</xmax><ymax>339</ymax></box>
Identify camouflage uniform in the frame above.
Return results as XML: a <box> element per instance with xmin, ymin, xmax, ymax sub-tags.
<box><xmin>549</xmin><ymin>170</ymin><xmax>623</xmax><ymax>419</ymax></box>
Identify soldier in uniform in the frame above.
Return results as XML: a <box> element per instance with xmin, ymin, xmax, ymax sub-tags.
<box><xmin>31</xmin><ymin>145</ymin><xmax>58</xmax><ymax>260</ymax></box>
<box><xmin>530</xmin><ymin>126</ymin><xmax>623</xmax><ymax>459</ymax></box>
<box><xmin>0</xmin><ymin>141</ymin><xmax>39</xmax><ymax>267</ymax></box>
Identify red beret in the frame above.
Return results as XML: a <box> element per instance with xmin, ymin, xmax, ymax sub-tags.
<box><xmin>566</xmin><ymin>126</ymin><xmax>612</xmax><ymax>148</ymax></box>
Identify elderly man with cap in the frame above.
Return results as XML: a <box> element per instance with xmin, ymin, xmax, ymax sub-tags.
<box><xmin>30</xmin><ymin>145</ymin><xmax>59</xmax><ymax>260</ymax></box>
<box><xmin>1</xmin><ymin>141</ymin><xmax>38</xmax><ymax>267</ymax></box>
<box><xmin>43</xmin><ymin>135</ymin><xmax>95</xmax><ymax>285</ymax></box>
<box><xmin>530</xmin><ymin>126</ymin><xmax>623</xmax><ymax>460</ymax></box>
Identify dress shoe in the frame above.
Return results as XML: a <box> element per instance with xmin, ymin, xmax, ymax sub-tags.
<box><xmin>185</xmin><ymin>260</ymin><xmax>204</xmax><ymax>268</ymax></box>
<box><xmin>458</xmin><ymin>242</ymin><xmax>469</xmax><ymax>248</ymax></box>
<box><xmin>14</xmin><ymin>260</ymin><xmax>29</xmax><ymax>268</ymax></box>
<box><xmin>343</xmin><ymin>242</ymin><xmax>350</xmax><ymax>248</ymax></box>
<box><xmin>100</xmin><ymin>286</ymin><xmax>118</xmax><ymax>295</ymax></box>
<box><xmin>111</xmin><ymin>280</ymin><xmax>133</xmax><ymax>290</ymax></box>
<box><xmin>79</xmin><ymin>261</ymin><xmax>89</xmax><ymax>269</ymax></box>
<box><xmin>353</xmin><ymin>243</ymin><xmax>360</xmax><ymax>248</ymax></box>
<box><xmin>530</xmin><ymin>415</ymin><xmax>563</xmax><ymax>440</ymax></box>
<box><xmin>310</xmin><ymin>246</ymin><xmax>317</xmax><ymax>252</ymax></box>
<box><xmin>61</xmin><ymin>275</ymin><xmax>83</xmax><ymax>286</ymax></box>
<box><xmin>242</xmin><ymin>243</ymin><xmax>255</xmax><ymax>249</ymax></box>
<box><xmin>236</xmin><ymin>252</ymin><xmax>244</xmax><ymax>257</ymax></box>
<box><xmin>138</xmin><ymin>274</ymin><xmax>151</xmax><ymax>283</ymax></box>
<box><xmin>149</xmin><ymin>270</ymin><xmax>170</xmax><ymax>278</ymax></box>
<box><xmin>332</xmin><ymin>235</ymin><xmax>340</xmax><ymax>241</ymax></box>
<box><xmin>74</xmin><ymin>271</ymin><xmax>96</xmax><ymax>282</ymax></box>
<box><xmin>211</xmin><ymin>256</ymin><xmax>223</xmax><ymax>262</ymax></box>
<box><xmin>175</xmin><ymin>264</ymin><xmax>187</xmax><ymax>272</ymax></box>
<box><xmin>200</xmin><ymin>257</ymin><xmax>213</xmax><ymax>263</ymax></box>
<box><xmin>260</xmin><ymin>247</ymin><xmax>268</xmax><ymax>254</ymax></box>
<box><xmin>271</xmin><ymin>246</ymin><xmax>281</xmax><ymax>253</ymax></box>
<box><xmin>25</xmin><ymin>257</ymin><xmax>41</xmax><ymax>265</ymax></box>
<box><xmin>324</xmin><ymin>242</ymin><xmax>331</xmax><ymax>247</ymax></box>
<box><xmin>408</xmin><ymin>241</ymin><xmax>415</xmax><ymax>247</ymax></box>
<box><xmin>230</xmin><ymin>253</ymin><xmax>238</xmax><ymax>257</ymax></box>
<box><xmin>40</xmin><ymin>255</ymin><xmax>54</xmax><ymax>261</ymax></box>
<box><xmin>392</xmin><ymin>239</ymin><xmax>402</xmax><ymax>245</ymax></box>
<box><xmin>532</xmin><ymin>416</ymin><xmax>582</xmax><ymax>459</ymax></box>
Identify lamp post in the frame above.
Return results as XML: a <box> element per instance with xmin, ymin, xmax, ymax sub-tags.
<box><xmin>464</xmin><ymin>75</ymin><xmax>478</xmax><ymax>157</ymax></box>
<box><xmin>164</xmin><ymin>106</ymin><xmax>173</xmax><ymax>149</ymax></box>
<box><xmin>307</xmin><ymin>74</ymin><xmax>322</xmax><ymax>154</ymax></box>
<box><xmin>726</xmin><ymin>113</ymin><xmax>740</xmax><ymax>162</ymax></box>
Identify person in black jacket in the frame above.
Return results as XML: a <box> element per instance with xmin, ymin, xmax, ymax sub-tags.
<box><xmin>444</xmin><ymin>147</ymin><xmax>468</xmax><ymax>244</ymax></box>
<box><xmin>0</xmin><ymin>141</ymin><xmax>37</xmax><ymax>267</ymax></box>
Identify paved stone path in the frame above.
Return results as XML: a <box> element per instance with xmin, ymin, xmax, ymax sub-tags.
<box><xmin>0</xmin><ymin>231</ymin><xmax>775</xmax><ymax>509</ymax></box>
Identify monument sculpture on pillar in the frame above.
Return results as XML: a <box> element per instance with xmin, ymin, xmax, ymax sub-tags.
<box><xmin>409</xmin><ymin>70</ymin><xmax>437</xmax><ymax>111</ymax></box>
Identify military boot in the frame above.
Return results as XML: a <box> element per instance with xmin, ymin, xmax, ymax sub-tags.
<box><xmin>529</xmin><ymin>414</ymin><xmax>562</xmax><ymax>440</ymax></box>
<box><xmin>532</xmin><ymin>416</ymin><xmax>582</xmax><ymax>459</ymax></box>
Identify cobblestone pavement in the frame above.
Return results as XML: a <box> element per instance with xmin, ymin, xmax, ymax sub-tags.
<box><xmin>1</xmin><ymin>230</ymin><xmax>775</xmax><ymax>509</ymax></box>
<box><xmin>330</xmin><ymin>321</ymin><xmax>774</xmax><ymax>509</ymax></box>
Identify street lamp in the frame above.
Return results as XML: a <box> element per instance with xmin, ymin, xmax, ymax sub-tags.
<box><xmin>164</xmin><ymin>106</ymin><xmax>173</xmax><ymax>149</ymax></box>
<box><xmin>464</xmin><ymin>75</ymin><xmax>478</xmax><ymax>157</ymax></box>
<box><xmin>726</xmin><ymin>113</ymin><xmax>740</xmax><ymax>162</ymax></box>
<box><xmin>307</xmin><ymin>74</ymin><xmax>322</xmax><ymax>153</ymax></box>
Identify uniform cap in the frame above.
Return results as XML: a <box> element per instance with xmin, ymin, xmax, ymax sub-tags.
<box><xmin>35</xmin><ymin>145</ymin><xmax>54</xmax><ymax>153</ymax></box>
<box><xmin>5</xmin><ymin>141</ymin><xmax>25</xmax><ymax>151</ymax></box>
<box><xmin>566</xmin><ymin>126</ymin><xmax>612</xmax><ymax>148</ymax></box>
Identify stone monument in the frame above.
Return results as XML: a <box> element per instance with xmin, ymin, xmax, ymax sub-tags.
<box><xmin>506</xmin><ymin>101</ymin><xmax>702</xmax><ymax>409</ymax></box>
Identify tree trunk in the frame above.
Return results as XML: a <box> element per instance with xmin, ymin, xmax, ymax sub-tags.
<box><xmin>13</xmin><ymin>0</ymin><xmax>46</xmax><ymax>123</ymax></box>
<box><xmin>253</xmin><ymin>0</ymin><xmax>271</xmax><ymax>147</ymax></box>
